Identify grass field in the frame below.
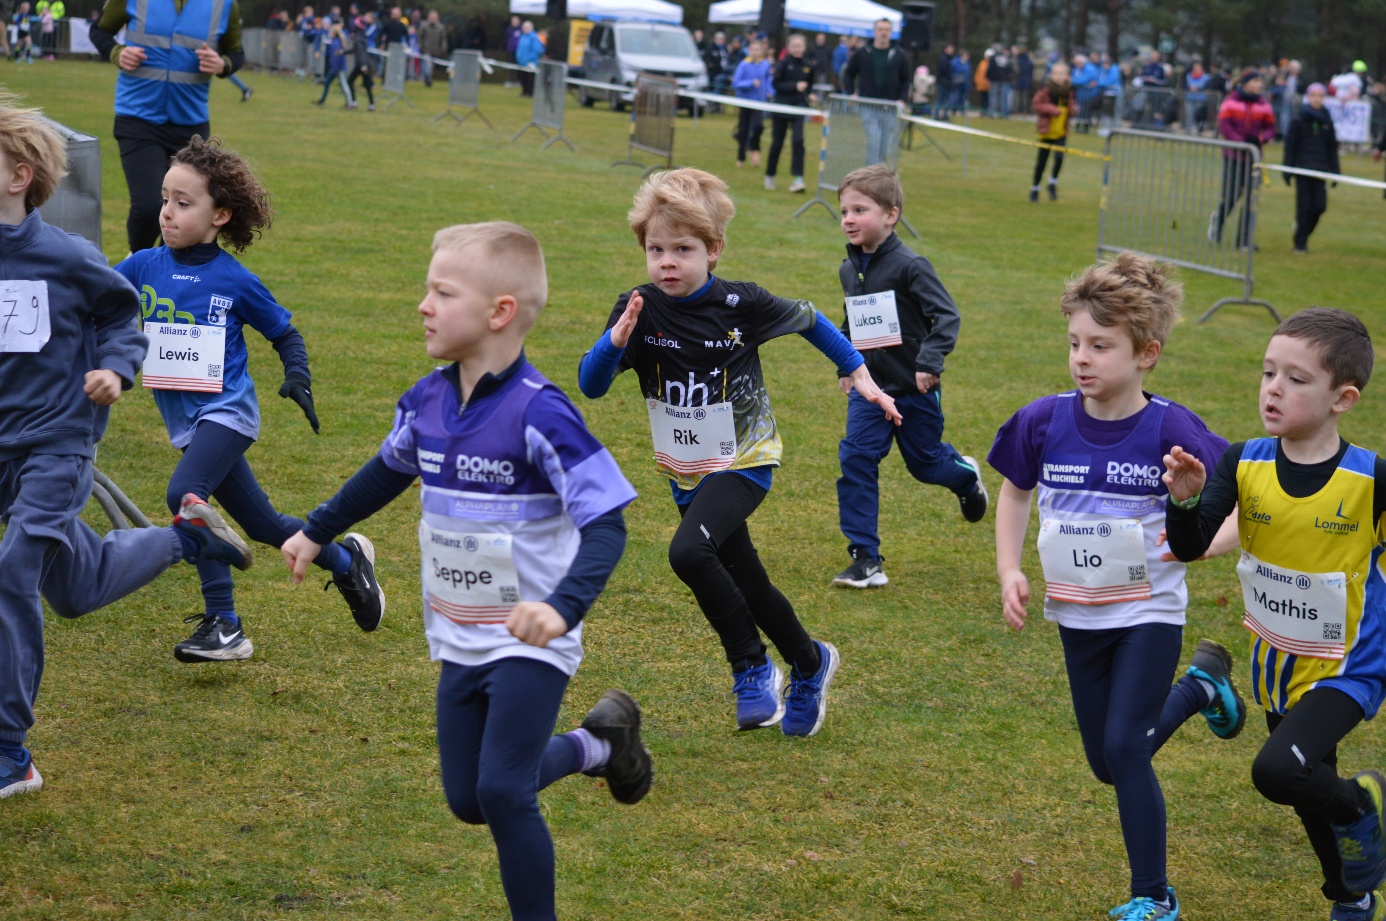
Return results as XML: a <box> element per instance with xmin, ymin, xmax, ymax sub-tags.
<box><xmin>2</xmin><ymin>59</ymin><xmax>1385</xmax><ymax>920</ymax></box>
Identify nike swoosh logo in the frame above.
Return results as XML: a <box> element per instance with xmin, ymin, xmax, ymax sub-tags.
<box><xmin>217</xmin><ymin>631</ymin><xmax>241</xmax><ymax>644</ymax></box>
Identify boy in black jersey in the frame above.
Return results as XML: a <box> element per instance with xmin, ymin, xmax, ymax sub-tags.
<box><xmin>579</xmin><ymin>168</ymin><xmax>900</xmax><ymax>737</ymax></box>
<box><xmin>1165</xmin><ymin>308</ymin><xmax>1386</xmax><ymax>921</ymax></box>
<box><xmin>832</xmin><ymin>165</ymin><xmax>987</xmax><ymax>589</ymax></box>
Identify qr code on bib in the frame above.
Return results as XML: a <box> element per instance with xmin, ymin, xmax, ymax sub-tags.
<box><xmin>208</xmin><ymin>364</ymin><xmax>222</xmax><ymax>380</ymax></box>
<box><xmin>1128</xmin><ymin>565</ymin><xmax>1147</xmax><ymax>581</ymax></box>
<box><xmin>1324</xmin><ymin>622</ymin><xmax>1343</xmax><ymax>641</ymax></box>
<box><xmin>720</xmin><ymin>441</ymin><xmax>735</xmax><ymax>456</ymax></box>
<box><xmin>500</xmin><ymin>586</ymin><xmax>519</xmax><ymax>604</ymax></box>
<box><xmin>888</xmin><ymin>322</ymin><xmax>899</xmax><ymax>333</ymax></box>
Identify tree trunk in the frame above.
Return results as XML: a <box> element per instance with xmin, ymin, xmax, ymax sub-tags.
<box><xmin>954</xmin><ymin>0</ymin><xmax>967</xmax><ymax>46</ymax></box>
<box><xmin>1106</xmin><ymin>0</ymin><xmax>1121</xmax><ymax>61</ymax></box>
<box><xmin>1075</xmin><ymin>0</ymin><xmax>1090</xmax><ymax>52</ymax></box>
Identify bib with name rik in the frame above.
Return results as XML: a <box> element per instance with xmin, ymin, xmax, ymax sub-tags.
<box><xmin>845</xmin><ymin>290</ymin><xmax>902</xmax><ymax>350</ymax></box>
<box><xmin>647</xmin><ymin>398</ymin><xmax>736</xmax><ymax>476</ymax></box>
<box><xmin>142</xmin><ymin>322</ymin><xmax>226</xmax><ymax>392</ymax></box>
<box><xmin>1237</xmin><ymin>550</ymin><xmax>1348</xmax><ymax>660</ymax></box>
<box><xmin>420</xmin><ymin>522</ymin><xmax>521</xmax><ymax>625</ymax></box>
<box><xmin>1037</xmin><ymin>517</ymin><xmax>1151</xmax><ymax>604</ymax></box>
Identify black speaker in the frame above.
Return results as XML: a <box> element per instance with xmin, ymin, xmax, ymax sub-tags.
<box><xmin>900</xmin><ymin>0</ymin><xmax>934</xmax><ymax>52</ymax></box>
<box><xmin>545</xmin><ymin>0</ymin><xmax>566</xmax><ymax>19</ymax></box>
<box><xmin>757</xmin><ymin>0</ymin><xmax>784</xmax><ymax>37</ymax></box>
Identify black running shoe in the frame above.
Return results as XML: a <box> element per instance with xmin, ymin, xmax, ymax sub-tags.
<box><xmin>958</xmin><ymin>456</ymin><xmax>989</xmax><ymax>523</ymax></box>
<box><xmin>173</xmin><ymin>494</ymin><xmax>252</xmax><ymax>570</ymax></box>
<box><xmin>326</xmin><ymin>533</ymin><xmax>385</xmax><ymax>632</ymax></box>
<box><xmin>580</xmin><ymin>689</ymin><xmax>653</xmax><ymax>805</ymax></box>
<box><xmin>174</xmin><ymin>614</ymin><xmax>253</xmax><ymax>663</ymax></box>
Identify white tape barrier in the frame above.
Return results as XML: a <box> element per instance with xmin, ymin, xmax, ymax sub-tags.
<box><xmin>1259</xmin><ymin>163</ymin><xmax>1386</xmax><ymax>192</ymax></box>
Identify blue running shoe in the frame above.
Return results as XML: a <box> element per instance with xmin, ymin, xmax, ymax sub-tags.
<box><xmin>0</xmin><ymin>752</ymin><xmax>42</xmax><ymax>799</ymax></box>
<box><xmin>1335</xmin><ymin>771</ymin><xmax>1386</xmax><ymax>894</ymax></box>
<box><xmin>1332</xmin><ymin>893</ymin><xmax>1386</xmax><ymax>921</ymax></box>
<box><xmin>1109</xmin><ymin>887</ymin><xmax>1179</xmax><ymax>920</ymax></box>
<box><xmin>173</xmin><ymin>494</ymin><xmax>252</xmax><ymax>571</ymax></box>
<box><xmin>782</xmin><ymin>641</ymin><xmax>840</xmax><ymax>738</ymax></box>
<box><xmin>733</xmin><ymin>660</ymin><xmax>784</xmax><ymax>731</ymax></box>
<box><xmin>1186</xmin><ymin>638</ymin><xmax>1246</xmax><ymax>739</ymax></box>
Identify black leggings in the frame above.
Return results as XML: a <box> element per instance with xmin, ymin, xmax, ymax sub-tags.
<box><xmin>668</xmin><ymin>473</ymin><xmax>817</xmax><ymax>674</ymax></box>
<box><xmin>1254</xmin><ymin>687</ymin><xmax>1371</xmax><ymax>903</ymax></box>
<box><xmin>113</xmin><ymin>115</ymin><xmax>209</xmax><ymax>253</ymax></box>
<box><xmin>347</xmin><ymin>64</ymin><xmax>375</xmax><ymax>105</ymax></box>
<box><xmin>735</xmin><ymin>107</ymin><xmax>764</xmax><ymax>161</ymax></box>
<box><xmin>1033</xmin><ymin>137</ymin><xmax>1066</xmax><ymax>185</ymax></box>
<box><xmin>766</xmin><ymin>115</ymin><xmax>805</xmax><ymax>178</ymax></box>
<box><xmin>1294</xmin><ymin>176</ymin><xmax>1328</xmax><ymax>249</ymax></box>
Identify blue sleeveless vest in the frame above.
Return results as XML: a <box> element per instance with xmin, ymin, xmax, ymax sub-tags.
<box><xmin>114</xmin><ymin>0</ymin><xmax>232</xmax><ymax>125</ymax></box>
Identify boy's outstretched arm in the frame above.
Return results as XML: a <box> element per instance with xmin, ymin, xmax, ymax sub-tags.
<box><xmin>1163</xmin><ymin>444</ymin><xmax>1242</xmax><ymax>562</ymax></box>
<box><xmin>577</xmin><ymin>291</ymin><xmax>640</xmax><ymax>399</ymax></box>
<box><xmin>995</xmin><ymin>479</ymin><xmax>1034</xmax><ymax>631</ymax></box>
<box><xmin>801</xmin><ymin>310</ymin><xmax>902</xmax><ymax>424</ymax></box>
<box><xmin>282</xmin><ymin>455</ymin><xmax>417</xmax><ymax>582</ymax></box>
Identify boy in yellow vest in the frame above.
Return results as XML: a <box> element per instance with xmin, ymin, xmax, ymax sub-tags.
<box><xmin>1163</xmin><ymin>308</ymin><xmax>1386</xmax><ymax>921</ymax></box>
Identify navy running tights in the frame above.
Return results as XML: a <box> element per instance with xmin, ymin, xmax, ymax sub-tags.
<box><xmin>166</xmin><ymin>420</ymin><xmax>345</xmax><ymax>616</ymax></box>
<box><xmin>1059</xmin><ymin>623</ymin><xmax>1208</xmax><ymax>901</ymax></box>
<box><xmin>436</xmin><ymin>658</ymin><xmax>582</xmax><ymax>921</ymax></box>
<box><xmin>1254</xmin><ymin>687</ymin><xmax>1369</xmax><ymax>903</ymax></box>
<box><xmin>668</xmin><ymin>473</ymin><xmax>818</xmax><ymax>675</ymax></box>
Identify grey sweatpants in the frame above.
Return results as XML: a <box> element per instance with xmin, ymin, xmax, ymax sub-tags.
<box><xmin>0</xmin><ymin>453</ymin><xmax>181</xmax><ymax>746</ymax></box>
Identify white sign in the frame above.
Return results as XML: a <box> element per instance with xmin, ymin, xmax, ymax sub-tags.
<box><xmin>846</xmin><ymin>289</ymin><xmax>902</xmax><ymax>350</ymax></box>
<box><xmin>1037</xmin><ymin>517</ymin><xmax>1151</xmax><ymax>605</ymax></box>
<box><xmin>141</xmin><ymin>322</ymin><xmax>225</xmax><ymax>392</ymax></box>
<box><xmin>1238</xmin><ymin>550</ymin><xmax>1348</xmax><ymax>659</ymax></box>
<box><xmin>0</xmin><ymin>281</ymin><xmax>52</xmax><ymax>353</ymax></box>
<box><xmin>1325</xmin><ymin>98</ymin><xmax>1371</xmax><ymax>144</ymax></box>
<box><xmin>420</xmin><ymin>523</ymin><xmax>520</xmax><ymax>624</ymax></box>
<box><xmin>647</xmin><ymin>397</ymin><xmax>736</xmax><ymax>476</ymax></box>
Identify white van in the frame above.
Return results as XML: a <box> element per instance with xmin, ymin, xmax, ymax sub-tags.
<box><xmin>577</xmin><ymin>21</ymin><xmax>708</xmax><ymax>112</ymax></box>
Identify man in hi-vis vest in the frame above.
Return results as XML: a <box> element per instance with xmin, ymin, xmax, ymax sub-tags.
<box><xmin>89</xmin><ymin>0</ymin><xmax>244</xmax><ymax>252</ymax></box>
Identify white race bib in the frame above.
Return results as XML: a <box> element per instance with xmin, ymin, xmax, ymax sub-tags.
<box><xmin>0</xmin><ymin>280</ymin><xmax>51</xmax><ymax>353</ymax></box>
<box><xmin>142</xmin><ymin>322</ymin><xmax>225</xmax><ymax>392</ymax></box>
<box><xmin>420</xmin><ymin>523</ymin><xmax>520</xmax><ymax>624</ymax></box>
<box><xmin>1238</xmin><ymin>550</ymin><xmax>1349</xmax><ymax>659</ymax></box>
<box><xmin>845</xmin><ymin>289</ymin><xmax>902</xmax><ymax>350</ymax></box>
<box><xmin>647</xmin><ymin>398</ymin><xmax>736</xmax><ymax>476</ymax></box>
<box><xmin>1037</xmin><ymin>517</ymin><xmax>1151</xmax><ymax>604</ymax></box>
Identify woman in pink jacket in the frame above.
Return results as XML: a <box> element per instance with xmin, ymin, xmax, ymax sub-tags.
<box><xmin>1207</xmin><ymin>68</ymin><xmax>1276</xmax><ymax>248</ymax></box>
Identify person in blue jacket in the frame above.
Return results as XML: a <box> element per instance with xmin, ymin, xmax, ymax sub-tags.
<box><xmin>732</xmin><ymin>37</ymin><xmax>771</xmax><ymax>167</ymax></box>
<box><xmin>89</xmin><ymin>0</ymin><xmax>247</xmax><ymax>253</ymax></box>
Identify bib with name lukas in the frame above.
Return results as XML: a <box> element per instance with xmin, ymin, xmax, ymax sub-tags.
<box><xmin>845</xmin><ymin>290</ymin><xmax>902</xmax><ymax>350</ymax></box>
<box><xmin>142</xmin><ymin>322</ymin><xmax>226</xmax><ymax>392</ymax></box>
<box><xmin>420</xmin><ymin>522</ymin><xmax>521</xmax><ymax>625</ymax></box>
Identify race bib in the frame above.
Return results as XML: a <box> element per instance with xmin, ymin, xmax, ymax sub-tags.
<box><xmin>647</xmin><ymin>398</ymin><xmax>736</xmax><ymax>476</ymax></box>
<box><xmin>420</xmin><ymin>522</ymin><xmax>520</xmax><ymax>625</ymax></box>
<box><xmin>0</xmin><ymin>280</ymin><xmax>51</xmax><ymax>353</ymax></box>
<box><xmin>142</xmin><ymin>322</ymin><xmax>225</xmax><ymax>392</ymax></box>
<box><xmin>1037</xmin><ymin>517</ymin><xmax>1151</xmax><ymax>604</ymax></box>
<box><xmin>1238</xmin><ymin>550</ymin><xmax>1348</xmax><ymax>659</ymax></box>
<box><xmin>845</xmin><ymin>290</ymin><xmax>902</xmax><ymax>350</ymax></box>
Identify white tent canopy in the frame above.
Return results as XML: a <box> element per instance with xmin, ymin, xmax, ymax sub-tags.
<box><xmin>707</xmin><ymin>0</ymin><xmax>901</xmax><ymax>38</ymax></box>
<box><xmin>509</xmin><ymin>0</ymin><xmax>682</xmax><ymax>24</ymax></box>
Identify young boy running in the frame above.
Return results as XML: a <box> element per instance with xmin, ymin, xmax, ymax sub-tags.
<box><xmin>0</xmin><ymin>100</ymin><xmax>252</xmax><ymax>799</ymax></box>
<box><xmin>282</xmin><ymin>223</ymin><xmax>652</xmax><ymax>921</ymax></box>
<box><xmin>1164</xmin><ymin>308</ymin><xmax>1386</xmax><ymax>921</ymax></box>
<box><xmin>578</xmin><ymin>168</ymin><xmax>900</xmax><ymax>736</ymax></box>
<box><xmin>832</xmin><ymin>164</ymin><xmax>987</xmax><ymax>589</ymax></box>
<box><xmin>991</xmin><ymin>253</ymin><xmax>1246</xmax><ymax>920</ymax></box>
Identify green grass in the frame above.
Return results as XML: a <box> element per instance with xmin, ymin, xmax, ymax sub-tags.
<box><xmin>2</xmin><ymin>60</ymin><xmax>1385</xmax><ymax>920</ymax></box>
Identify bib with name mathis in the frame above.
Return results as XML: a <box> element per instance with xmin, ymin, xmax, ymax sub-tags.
<box><xmin>1238</xmin><ymin>550</ymin><xmax>1349</xmax><ymax>660</ymax></box>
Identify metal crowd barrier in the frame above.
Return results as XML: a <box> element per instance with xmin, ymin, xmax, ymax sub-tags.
<box><xmin>797</xmin><ymin>95</ymin><xmax>917</xmax><ymax>236</ymax></box>
<box><xmin>242</xmin><ymin>27</ymin><xmax>265</xmax><ymax>66</ymax></box>
<box><xmin>374</xmin><ymin>45</ymin><xmax>415</xmax><ymax>110</ymax></box>
<box><xmin>512</xmin><ymin>60</ymin><xmax>573</xmax><ymax>151</ymax></box>
<box><xmin>436</xmin><ymin>49</ymin><xmax>491</xmax><ymax>126</ymax></box>
<box><xmin>613</xmin><ymin>74</ymin><xmax>678</xmax><ymax>176</ymax></box>
<box><xmin>1097</xmin><ymin>128</ymin><xmax>1276</xmax><ymax>323</ymax></box>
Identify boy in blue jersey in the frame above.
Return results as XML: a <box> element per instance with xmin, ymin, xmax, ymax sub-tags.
<box><xmin>1165</xmin><ymin>308</ymin><xmax>1386</xmax><ymax>921</ymax></box>
<box><xmin>0</xmin><ymin>101</ymin><xmax>252</xmax><ymax>800</ymax></box>
<box><xmin>832</xmin><ymin>164</ymin><xmax>987</xmax><ymax>589</ymax></box>
<box><xmin>281</xmin><ymin>222</ymin><xmax>652</xmax><ymax>921</ymax></box>
<box><xmin>116</xmin><ymin>137</ymin><xmax>383</xmax><ymax>663</ymax></box>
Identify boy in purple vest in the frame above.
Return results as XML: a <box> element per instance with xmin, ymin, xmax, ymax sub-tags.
<box><xmin>280</xmin><ymin>222</ymin><xmax>651</xmax><ymax>921</ymax></box>
<box><xmin>989</xmin><ymin>253</ymin><xmax>1245</xmax><ymax>920</ymax></box>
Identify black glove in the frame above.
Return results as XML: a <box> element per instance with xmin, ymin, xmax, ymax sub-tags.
<box><xmin>1283</xmin><ymin>173</ymin><xmax>1292</xmax><ymax>186</ymax></box>
<box><xmin>279</xmin><ymin>373</ymin><xmax>320</xmax><ymax>433</ymax></box>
